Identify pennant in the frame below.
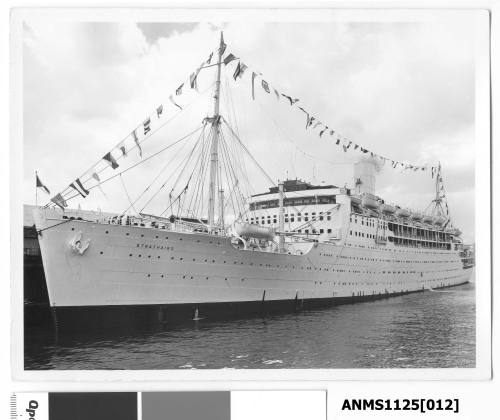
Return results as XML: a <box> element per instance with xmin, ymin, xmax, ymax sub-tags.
<box><xmin>51</xmin><ymin>193</ymin><xmax>67</xmax><ymax>210</ymax></box>
<box><xmin>76</xmin><ymin>178</ymin><xmax>90</xmax><ymax>196</ymax></box>
<box><xmin>176</xmin><ymin>83</ymin><xmax>184</xmax><ymax>96</ymax></box>
<box><xmin>346</xmin><ymin>141</ymin><xmax>352</xmax><ymax>149</ymax></box>
<box><xmin>281</xmin><ymin>94</ymin><xmax>299</xmax><ymax>105</ymax></box>
<box><xmin>103</xmin><ymin>152</ymin><xmax>119</xmax><ymax>169</ymax></box>
<box><xmin>207</xmin><ymin>52</ymin><xmax>213</xmax><ymax>65</ymax></box>
<box><xmin>261</xmin><ymin>79</ymin><xmax>270</xmax><ymax>93</ymax></box>
<box><xmin>219</xmin><ymin>36</ymin><xmax>227</xmax><ymax>55</ymax></box>
<box><xmin>36</xmin><ymin>173</ymin><xmax>50</xmax><ymax>194</ymax></box>
<box><xmin>274</xmin><ymin>88</ymin><xmax>280</xmax><ymax>100</ymax></box>
<box><xmin>251</xmin><ymin>72</ymin><xmax>257</xmax><ymax>100</ymax></box>
<box><xmin>156</xmin><ymin>105</ymin><xmax>163</xmax><ymax>118</ymax></box>
<box><xmin>70</xmin><ymin>179</ymin><xmax>89</xmax><ymax>198</ymax></box>
<box><xmin>92</xmin><ymin>172</ymin><xmax>101</xmax><ymax>182</ymax></box>
<box><xmin>169</xmin><ymin>95</ymin><xmax>183</xmax><ymax>110</ymax></box>
<box><xmin>189</xmin><ymin>71</ymin><xmax>198</xmax><ymax>90</ymax></box>
<box><xmin>233</xmin><ymin>62</ymin><xmax>248</xmax><ymax>80</ymax></box>
<box><xmin>362</xmin><ymin>149</ymin><xmax>369</xmax><ymax>154</ymax></box>
<box><xmin>343</xmin><ymin>145</ymin><xmax>347</xmax><ymax>152</ymax></box>
<box><xmin>132</xmin><ymin>129</ymin><xmax>142</xmax><ymax>158</ymax></box>
<box><xmin>329</xmin><ymin>130</ymin><xmax>335</xmax><ymax>136</ymax></box>
<box><xmin>313</xmin><ymin>121</ymin><xmax>322</xmax><ymax>129</ymax></box>
<box><xmin>335</xmin><ymin>138</ymin><xmax>341</xmax><ymax>145</ymax></box>
<box><xmin>143</xmin><ymin>118</ymin><xmax>151</xmax><ymax>135</ymax></box>
<box><xmin>319</xmin><ymin>126</ymin><xmax>328</xmax><ymax>137</ymax></box>
<box><xmin>354</xmin><ymin>144</ymin><xmax>359</xmax><ymax>150</ymax></box>
<box><xmin>223</xmin><ymin>53</ymin><xmax>237</xmax><ymax>65</ymax></box>
<box><xmin>120</xmin><ymin>145</ymin><xmax>127</xmax><ymax>157</ymax></box>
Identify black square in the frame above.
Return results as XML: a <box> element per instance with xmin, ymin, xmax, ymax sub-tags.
<box><xmin>49</xmin><ymin>392</ymin><xmax>137</xmax><ymax>420</ymax></box>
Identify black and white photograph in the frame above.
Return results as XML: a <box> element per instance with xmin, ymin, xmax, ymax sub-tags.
<box><xmin>12</xmin><ymin>8</ymin><xmax>490</xmax><ymax>376</ymax></box>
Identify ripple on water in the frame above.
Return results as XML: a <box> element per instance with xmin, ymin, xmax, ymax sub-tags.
<box><xmin>24</xmin><ymin>283</ymin><xmax>475</xmax><ymax>370</ymax></box>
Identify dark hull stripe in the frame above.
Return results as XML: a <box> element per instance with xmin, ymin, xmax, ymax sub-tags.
<box><xmin>27</xmin><ymin>281</ymin><xmax>470</xmax><ymax>331</ymax></box>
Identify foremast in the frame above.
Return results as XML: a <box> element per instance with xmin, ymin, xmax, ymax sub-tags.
<box><xmin>207</xmin><ymin>32</ymin><xmax>224</xmax><ymax>232</ymax></box>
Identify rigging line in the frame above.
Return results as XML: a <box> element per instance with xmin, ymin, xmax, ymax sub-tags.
<box><xmin>222</xmin><ymin>130</ymin><xmax>249</xmax><ymax>220</ymax></box>
<box><xmin>49</xmin><ymin>125</ymin><xmax>205</xmax><ymax>208</ymax></box>
<box><xmin>218</xmin><ymin>130</ymin><xmax>243</xmax><ymax>220</ymax></box>
<box><xmin>222</xmin><ymin>117</ymin><xmax>276</xmax><ymax>188</ymax></box>
<box><xmin>168</xmin><ymin>124</ymin><xmax>209</xmax><ymax>195</ymax></box>
<box><xmin>185</xmin><ymin>129</ymin><xmax>210</xmax><ymax>215</ymax></box>
<box><xmin>119</xmin><ymin>173</ymin><xmax>139</xmax><ymax>215</ymax></box>
<box><xmin>121</xmin><ymin>124</ymin><xmax>204</xmax><ymax>216</ymax></box>
<box><xmin>196</xmin><ymin>129</ymin><xmax>213</xmax><ymax>217</ymax></box>
<box><xmin>220</xmin><ymin>126</ymin><xmax>247</xmax><ymax>216</ymax></box>
<box><xmin>223</xmin><ymin>75</ymin><xmax>241</xmax><ymax>139</ymax></box>
<box><xmin>158</xmin><ymin>130</ymin><xmax>210</xmax><ymax>218</ymax></box>
<box><xmin>251</xmin><ymin>89</ymin><xmax>356</xmax><ymax>167</ymax></box>
<box><xmin>175</xmin><ymin>127</ymin><xmax>212</xmax><ymax>217</ymax></box>
<box><xmin>137</xmin><ymin>125</ymin><xmax>207</xmax><ymax>214</ymax></box>
<box><xmin>55</xmin><ymin>81</ymin><xmax>217</xmax><ymax>201</ymax></box>
<box><xmin>222</xmin><ymin>118</ymin><xmax>251</xmax><ymax>202</ymax></box>
<box><xmin>187</xmin><ymin>130</ymin><xmax>211</xmax><ymax>219</ymax></box>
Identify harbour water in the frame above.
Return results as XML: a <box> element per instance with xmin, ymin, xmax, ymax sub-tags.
<box><xmin>24</xmin><ymin>282</ymin><xmax>475</xmax><ymax>370</ymax></box>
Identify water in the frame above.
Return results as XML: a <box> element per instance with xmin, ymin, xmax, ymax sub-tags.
<box><xmin>24</xmin><ymin>283</ymin><xmax>475</xmax><ymax>370</ymax></box>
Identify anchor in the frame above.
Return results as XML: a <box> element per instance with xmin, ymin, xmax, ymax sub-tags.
<box><xmin>69</xmin><ymin>231</ymin><xmax>90</xmax><ymax>255</ymax></box>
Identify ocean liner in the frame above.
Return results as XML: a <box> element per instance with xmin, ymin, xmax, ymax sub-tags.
<box><xmin>33</xmin><ymin>34</ymin><xmax>473</xmax><ymax>328</ymax></box>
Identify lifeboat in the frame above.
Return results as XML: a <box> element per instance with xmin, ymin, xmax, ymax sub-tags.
<box><xmin>361</xmin><ymin>195</ymin><xmax>380</xmax><ymax>210</ymax></box>
<box><xmin>234</xmin><ymin>223</ymin><xmax>275</xmax><ymax>241</ymax></box>
<box><xmin>380</xmin><ymin>203</ymin><xmax>396</xmax><ymax>215</ymax></box>
<box><xmin>410</xmin><ymin>212</ymin><xmax>423</xmax><ymax>221</ymax></box>
<box><xmin>422</xmin><ymin>215</ymin><xmax>434</xmax><ymax>224</ymax></box>
<box><xmin>350</xmin><ymin>196</ymin><xmax>361</xmax><ymax>206</ymax></box>
<box><xmin>447</xmin><ymin>227</ymin><xmax>461</xmax><ymax>236</ymax></box>
<box><xmin>433</xmin><ymin>215</ymin><xmax>447</xmax><ymax>226</ymax></box>
<box><xmin>395</xmin><ymin>208</ymin><xmax>410</xmax><ymax>218</ymax></box>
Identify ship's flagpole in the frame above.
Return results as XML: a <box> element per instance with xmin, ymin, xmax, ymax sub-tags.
<box><xmin>207</xmin><ymin>32</ymin><xmax>224</xmax><ymax>232</ymax></box>
<box><xmin>35</xmin><ymin>170</ymin><xmax>38</xmax><ymax>207</ymax></box>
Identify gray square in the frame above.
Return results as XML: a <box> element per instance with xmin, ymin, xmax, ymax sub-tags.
<box><xmin>142</xmin><ymin>392</ymin><xmax>230</xmax><ymax>420</ymax></box>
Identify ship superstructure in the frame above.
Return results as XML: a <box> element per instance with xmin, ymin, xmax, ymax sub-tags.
<box><xmin>32</xmin><ymin>33</ymin><xmax>473</xmax><ymax>328</ymax></box>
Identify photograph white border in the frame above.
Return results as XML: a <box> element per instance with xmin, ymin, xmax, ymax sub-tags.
<box><xmin>10</xmin><ymin>5</ymin><xmax>492</xmax><ymax>384</ymax></box>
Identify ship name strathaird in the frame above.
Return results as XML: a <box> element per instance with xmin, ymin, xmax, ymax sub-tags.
<box><xmin>136</xmin><ymin>243</ymin><xmax>174</xmax><ymax>251</ymax></box>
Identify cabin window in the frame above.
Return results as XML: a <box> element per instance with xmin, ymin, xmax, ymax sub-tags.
<box><xmin>327</xmin><ymin>229</ymin><xmax>332</xmax><ymax>233</ymax></box>
<box><xmin>320</xmin><ymin>229</ymin><xmax>324</xmax><ymax>233</ymax></box>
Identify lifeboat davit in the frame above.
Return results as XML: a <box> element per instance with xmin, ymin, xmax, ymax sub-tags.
<box><xmin>380</xmin><ymin>203</ymin><xmax>396</xmax><ymax>215</ymax></box>
<box><xmin>234</xmin><ymin>223</ymin><xmax>275</xmax><ymax>241</ymax></box>
<box><xmin>410</xmin><ymin>212</ymin><xmax>423</xmax><ymax>221</ymax></box>
<box><xmin>422</xmin><ymin>215</ymin><xmax>434</xmax><ymax>224</ymax></box>
<box><xmin>395</xmin><ymin>208</ymin><xmax>410</xmax><ymax>218</ymax></box>
<box><xmin>361</xmin><ymin>195</ymin><xmax>380</xmax><ymax>210</ymax></box>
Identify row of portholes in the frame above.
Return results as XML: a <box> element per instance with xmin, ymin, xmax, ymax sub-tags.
<box><xmin>117</xmin><ymin>253</ymin><xmax>459</xmax><ymax>278</ymax></box>
<box><xmin>100</xmin><ymin>228</ymin><xmax>228</xmax><ymax>246</ymax></box>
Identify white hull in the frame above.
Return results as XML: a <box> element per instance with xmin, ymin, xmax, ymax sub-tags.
<box><xmin>34</xmin><ymin>209</ymin><xmax>472</xmax><ymax>309</ymax></box>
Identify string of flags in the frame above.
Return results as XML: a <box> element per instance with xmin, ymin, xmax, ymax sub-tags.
<box><xmin>48</xmin><ymin>47</ymin><xmax>218</xmax><ymax>209</ymax></box>
<box><xmin>223</xmin><ymin>49</ymin><xmax>438</xmax><ymax>177</ymax></box>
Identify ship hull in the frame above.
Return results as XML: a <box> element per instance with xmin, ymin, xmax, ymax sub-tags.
<box><xmin>34</xmin><ymin>209</ymin><xmax>472</xmax><ymax>329</ymax></box>
<box><xmin>47</xmin><ymin>284</ymin><xmax>471</xmax><ymax>330</ymax></box>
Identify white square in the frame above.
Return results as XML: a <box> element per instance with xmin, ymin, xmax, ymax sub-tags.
<box><xmin>231</xmin><ymin>390</ymin><xmax>326</xmax><ymax>420</ymax></box>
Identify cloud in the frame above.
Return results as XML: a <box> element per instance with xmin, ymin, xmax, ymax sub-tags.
<box><xmin>23</xmin><ymin>19</ymin><xmax>476</xmax><ymax>241</ymax></box>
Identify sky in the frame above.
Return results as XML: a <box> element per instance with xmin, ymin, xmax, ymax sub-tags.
<box><xmin>23</xmin><ymin>18</ymin><xmax>477</xmax><ymax>242</ymax></box>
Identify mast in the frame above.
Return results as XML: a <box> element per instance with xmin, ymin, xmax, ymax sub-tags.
<box><xmin>278</xmin><ymin>181</ymin><xmax>285</xmax><ymax>252</ymax></box>
<box><xmin>207</xmin><ymin>32</ymin><xmax>224</xmax><ymax>232</ymax></box>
